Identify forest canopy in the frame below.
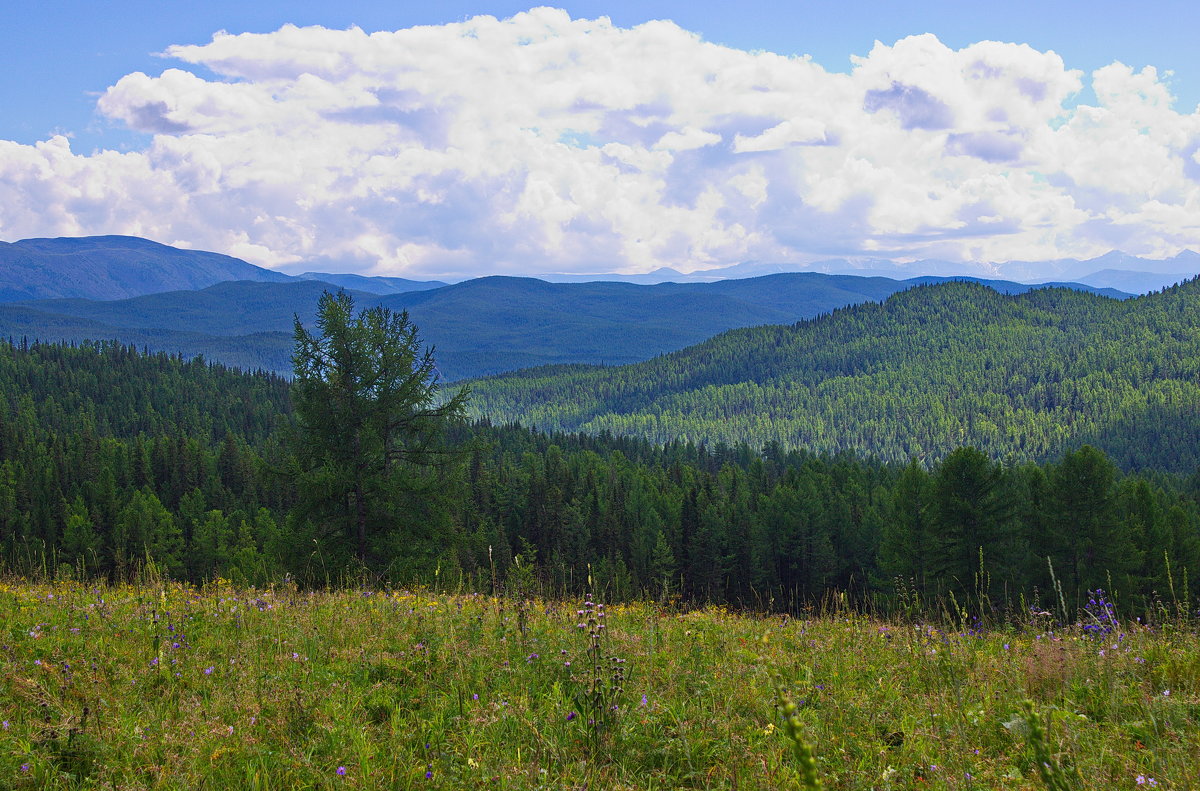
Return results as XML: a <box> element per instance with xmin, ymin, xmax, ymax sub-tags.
<box><xmin>468</xmin><ymin>278</ymin><xmax>1200</xmax><ymax>472</ymax></box>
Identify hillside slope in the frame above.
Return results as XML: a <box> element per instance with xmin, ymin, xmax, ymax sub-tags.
<box><xmin>0</xmin><ymin>236</ymin><xmax>292</xmax><ymax>301</ymax></box>
<box><xmin>468</xmin><ymin>278</ymin><xmax>1200</xmax><ymax>471</ymax></box>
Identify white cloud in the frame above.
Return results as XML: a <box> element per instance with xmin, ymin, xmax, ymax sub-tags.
<box><xmin>1</xmin><ymin>10</ymin><xmax>1199</xmax><ymax>277</ymax></box>
<box><xmin>653</xmin><ymin>127</ymin><xmax>723</xmax><ymax>152</ymax></box>
<box><xmin>733</xmin><ymin>119</ymin><xmax>828</xmax><ymax>152</ymax></box>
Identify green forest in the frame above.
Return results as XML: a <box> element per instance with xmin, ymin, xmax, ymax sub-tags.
<box><xmin>2</xmin><ymin>324</ymin><xmax>1199</xmax><ymax>619</ymax></box>
<box><xmin>468</xmin><ymin>278</ymin><xmax>1200</xmax><ymax>471</ymax></box>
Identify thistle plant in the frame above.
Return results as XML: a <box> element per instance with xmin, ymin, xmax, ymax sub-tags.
<box><xmin>565</xmin><ymin>595</ymin><xmax>626</xmax><ymax>744</ymax></box>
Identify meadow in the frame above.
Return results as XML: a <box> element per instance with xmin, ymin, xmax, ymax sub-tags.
<box><xmin>1</xmin><ymin>577</ymin><xmax>1197</xmax><ymax>790</ymax></box>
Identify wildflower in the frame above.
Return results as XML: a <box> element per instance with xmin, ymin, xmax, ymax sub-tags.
<box><xmin>566</xmin><ymin>711</ymin><xmax>577</xmax><ymax>721</ymax></box>
<box><xmin>2</xmin><ymin>721</ymin><xmax>8</xmax><ymax>729</ymax></box>
<box><xmin>425</xmin><ymin>764</ymin><xmax>433</xmax><ymax>779</ymax></box>
<box><xmin>1163</xmin><ymin>689</ymin><xmax>1170</xmax><ymax>697</ymax></box>
<box><xmin>640</xmin><ymin>694</ymin><xmax>648</xmax><ymax>707</ymax></box>
<box><xmin>337</xmin><ymin>766</ymin><xmax>347</xmax><ymax>776</ymax></box>
<box><xmin>204</xmin><ymin>666</ymin><xmax>214</xmax><ymax>675</ymax></box>
<box><xmin>20</xmin><ymin>763</ymin><xmax>30</xmax><ymax>773</ymax></box>
<box><xmin>472</xmin><ymin>693</ymin><xmax>479</xmax><ymax>700</ymax></box>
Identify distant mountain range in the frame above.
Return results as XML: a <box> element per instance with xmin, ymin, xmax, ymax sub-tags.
<box><xmin>0</xmin><ymin>236</ymin><xmax>445</xmax><ymax>303</ymax></box>
<box><xmin>2</xmin><ymin>235</ymin><xmax>1193</xmax><ymax>303</ymax></box>
<box><xmin>0</xmin><ymin>264</ymin><xmax>1129</xmax><ymax>380</ymax></box>
<box><xmin>533</xmin><ymin>250</ymin><xmax>1200</xmax><ymax>292</ymax></box>
<box><xmin>294</xmin><ymin>271</ymin><xmax>446</xmax><ymax>294</ymax></box>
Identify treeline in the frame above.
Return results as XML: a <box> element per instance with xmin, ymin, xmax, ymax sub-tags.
<box><xmin>467</xmin><ymin>278</ymin><xmax>1200</xmax><ymax>472</ymax></box>
<box><xmin>2</xmin><ymin>339</ymin><xmax>1199</xmax><ymax>617</ymax></box>
<box><xmin>456</xmin><ymin>428</ymin><xmax>1200</xmax><ymax>613</ymax></box>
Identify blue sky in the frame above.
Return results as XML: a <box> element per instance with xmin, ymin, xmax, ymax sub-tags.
<box><xmin>1</xmin><ymin>2</ymin><xmax>1198</xmax><ymax>277</ymax></box>
<box><xmin>6</xmin><ymin>0</ymin><xmax>1197</xmax><ymax>151</ymax></box>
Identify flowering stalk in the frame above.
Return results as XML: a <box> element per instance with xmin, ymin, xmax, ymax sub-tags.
<box><xmin>773</xmin><ymin>673</ymin><xmax>823</xmax><ymax>789</ymax></box>
<box><xmin>566</xmin><ymin>595</ymin><xmax>626</xmax><ymax>744</ymax></box>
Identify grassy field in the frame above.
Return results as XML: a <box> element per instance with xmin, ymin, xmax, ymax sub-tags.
<box><xmin>1</xmin><ymin>578</ymin><xmax>1197</xmax><ymax>790</ymax></box>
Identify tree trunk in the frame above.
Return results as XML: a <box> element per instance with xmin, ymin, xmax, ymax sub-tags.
<box><xmin>354</xmin><ymin>483</ymin><xmax>368</xmax><ymax>561</ymax></box>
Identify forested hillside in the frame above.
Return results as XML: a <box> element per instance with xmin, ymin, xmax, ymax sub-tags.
<box><xmin>469</xmin><ymin>278</ymin><xmax>1200</xmax><ymax>471</ymax></box>
<box><xmin>2</xmin><ymin>339</ymin><xmax>1199</xmax><ymax>616</ymax></box>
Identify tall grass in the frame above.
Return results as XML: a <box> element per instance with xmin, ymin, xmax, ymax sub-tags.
<box><xmin>1</xmin><ymin>577</ymin><xmax>1196</xmax><ymax>789</ymax></box>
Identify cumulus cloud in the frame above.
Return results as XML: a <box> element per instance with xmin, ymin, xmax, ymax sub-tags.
<box><xmin>1</xmin><ymin>10</ymin><xmax>1199</xmax><ymax>277</ymax></box>
<box><xmin>864</xmin><ymin>82</ymin><xmax>954</xmax><ymax>130</ymax></box>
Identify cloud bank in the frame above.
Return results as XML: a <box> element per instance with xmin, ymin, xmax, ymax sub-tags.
<box><xmin>1</xmin><ymin>8</ymin><xmax>1198</xmax><ymax>278</ymax></box>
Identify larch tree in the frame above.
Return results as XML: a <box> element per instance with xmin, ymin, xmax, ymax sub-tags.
<box><xmin>290</xmin><ymin>291</ymin><xmax>469</xmax><ymax>565</ymax></box>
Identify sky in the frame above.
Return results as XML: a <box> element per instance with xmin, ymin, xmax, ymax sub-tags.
<box><xmin>1</xmin><ymin>1</ymin><xmax>1199</xmax><ymax>279</ymax></box>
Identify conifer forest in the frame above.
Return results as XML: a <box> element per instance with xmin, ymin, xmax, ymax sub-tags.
<box><xmin>3</xmin><ymin>281</ymin><xmax>1200</xmax><ymax>619</ymax></box>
